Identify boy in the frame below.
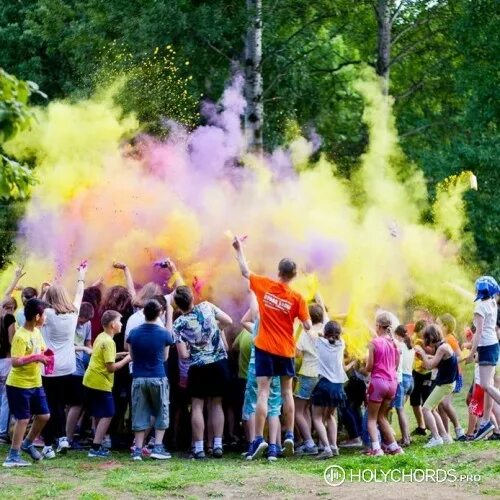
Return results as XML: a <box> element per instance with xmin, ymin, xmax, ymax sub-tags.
<box><xmin>83</xmin><ymin>310</ymin><xmax>131</xmax><ymax>458</ymax></box>
<box><xmin>65</xmin><ymin>302</ymin><xmax>94</xmax><ymax>449</ymax></box>
<box><xmin>15</xmin><ymin>287</ymin><xmax>38</xmax><ymax>328</ymax></box>
<box><xmin>3</xmin><ymin>298</ymin><xmax>51</xmax><ymax>467</ymax></box>
<box><xmin>127</xmin><ymin>299</ymin><xmax>174</xmax><ymax>461</ymax></box>
<box><xmin>232</xmin><ymin>237</ymin><xmax>312</xmax><ymax>458</ymax></box>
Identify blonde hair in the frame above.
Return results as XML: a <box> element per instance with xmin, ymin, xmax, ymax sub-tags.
<box><xmin>375</xmin><ymin>311</ymin><xmax>393</xmax><ymax>335</ymax></box>
<box><xmin>132</xmin><ymin>282</ymin><xmax>162</xmax><ymax>308</ymax></box>
<box><xmin>45</xmin><ymin>285</ymin><xmax>77</xmax><ymax>314</ymax></box>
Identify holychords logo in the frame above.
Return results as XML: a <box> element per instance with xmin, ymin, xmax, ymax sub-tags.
<box><xmin>323</xmin><ymin>466</ymin><xmax>481</xmax><ymax>486</ymax></box>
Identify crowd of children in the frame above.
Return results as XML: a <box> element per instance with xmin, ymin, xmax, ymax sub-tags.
<box><xmin>0</xmin><ymin>245</ymin><xmax>498</xmax><ymax>467</ymax></box>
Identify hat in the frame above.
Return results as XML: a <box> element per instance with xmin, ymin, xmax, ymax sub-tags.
<box><xmin>474</xmin><ymin>276</ymin><xmax>500</xmax><ymax>301</ymax></box>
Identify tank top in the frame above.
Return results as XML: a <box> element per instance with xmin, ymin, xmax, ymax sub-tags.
<box><xmin>371</xmin><ymin>336</ymin><xmax>398</xmax><ymax>382</ymax></box>
<box><xmin>435</xmin><ymin>348</ymin><xmax>458</xmax><ymax>386</ymax></box>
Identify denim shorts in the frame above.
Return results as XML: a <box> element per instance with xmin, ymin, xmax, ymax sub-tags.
<box><xmin>294</xmin><ymin>375</ymin><xmax>318</xmax><ymax>400</ymax></box>
<box><xmin>477</xmin><ymin>342</ymin><xmax>499</xmax><ymax>366</ymax></box>
<box><xmin>131</xmin><ymin>377</ymin><xmax>169</xmax><ymax>431</ymax></box>
<box><xmin>391</xmin><ymin>373</ymin><xmax>414</xmax><ymax>409</ymax></box>
<box><xmin>242</xmin><ymin>364</ymin><xmax>281</xmax><ymax>420</ymax></box>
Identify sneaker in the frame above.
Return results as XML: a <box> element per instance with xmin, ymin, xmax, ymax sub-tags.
<box><xmin>141</xmin><ymin>447</ymin><xmax>152</xmax><ymax>458</ymax></box>
<box><xmin>295</xmin><ymin>444</ymin><xmax>318</xmax><ymax>456</ymax></box>
<box><xmin>212</xmin><ymin>447</ymin><xmax>223</xmax><ymax>459</ymax></box>
<box><xmin>21</xmin><ymin>442</ymin><xmax>43</xmax><ymax>461</ymax></box>
<box><xmin>246</xmin><ymin>437</ymin><xmax>268</xmax><ymax>461</ymax></box>
<box><xmin>131</xmin><ymin>447</ymin><xmax>142</xmax><ymax>461</ymax></box>
<box><xmin>455</xmin><ymin>434</ymin><xmax>468</xmax><ymax>442</ymax></box>
<box><xmin>151</xmin><ymin>444</ymin><xmax>172</xmax><ymax>460</ymax></box>
<box><xmin>315</xmin><ymin>448</ymin><xmax>333</xmax><ymax>460</ymax></box>
<box><xmin>69</xmin><ymin>440</ymin><xmax>85</xmax><ymax>450</ymax></box>
<box><xmin>386</xmin><ymin>446</ymin><xmax>404</xmax><ymax>455</ymax></box>
<box><xmin>411</xmin><ymin>427</ymin><xmax>427</xmax><ymax>436</ymax></box>
<box><xmin>56</xmin><ymin>437</ymin><xmax>70</xmax><ymax>454</ymax></box>
<box><xmin>442</xmin><ymin>434</ymin><xmax>453</xmax><ymax>444</ymax></box>
<box><xmin>423</xmin><ymin>436</ymin><xmax>444</xmax><ymax>448</ymax></box>
<box><xmin>88</xmin><ymin>446</ymin><xmax>111</xmax><ymax>458</ymax></box>
<box><xmin>101</xmin><ymin>436</ymin><xmax>112</xmax><ymax>449</ymax></box>
<box><xmin>330</xmin><ymin>446</ymin><xmax>339</xmax><ymax>456</ymax></box>
<box><xmin>455</xmin><ymin>428</ymin><xmax>465</xmax><ymax>440</ymax></box>
<box><xmin>338</xmin><ymin>438</ymin><xmax>363</xmax><ymax>448</ymax></box>
<box><xmin>3</xmin><ymin>454</ymin><xmax>31</xmax><ymax>467</ymax></box>
<box><xmin>42</xmin><ymin>446</ymin><xmax>56</xmax><ymax>459</ymax></box>
<box><xmin>487</xmin><ymin>432</ymin><xmax>500</xmax><ymax>441</ymax></box>
<box><xmin>473</xmin><ymin>421</ymin><xmax>494</xmax><ymax>441</ymax></box>
<box><xmin>365</xmin><ymin>448</ymin><xmax>384</xmax><ymax>457</ymax></box>
<box><xmin>192</xmin><ymin>450</ymin><xmax>206</xmax><ymax>460</ymax></box>
<box><xmin>283</xmin><ymin>433</ymin><xmax>294</xmax><ymax>457</ymax></box>
<box><xmin>267</xmin><ymin>444</ymin><xmax>278</xmax><ymax>462</ymax></box>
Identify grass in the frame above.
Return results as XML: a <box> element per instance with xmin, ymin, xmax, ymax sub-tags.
<box><xmin>0</xmin><ymin>365</ymin><xmax>498</xmax><ymax>498</ymax></box>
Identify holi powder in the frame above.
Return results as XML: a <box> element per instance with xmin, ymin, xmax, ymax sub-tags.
<box><xmin>2</xmin><ymin>69</ymin><xmax>477</xmax><ymax>359</ymax></box>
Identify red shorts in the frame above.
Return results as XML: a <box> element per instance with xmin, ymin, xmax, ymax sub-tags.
<box><xmin>368</xmin><ymin>377</ymin><xmax>398</xmax><ymax>403</ymax></box>
<box><xmin>469</xmin><ymin>384</ymin><xmax>484</xmax><ymax>417</ymax></box>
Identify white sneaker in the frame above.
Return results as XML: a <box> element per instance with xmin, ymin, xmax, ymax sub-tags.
<box><xmin>57</xmin><ymin>437</ymin><xmax>70</xmax><ymax>453</ymax></box>
<box><xmin>423</xmin><ymin>436</ymin><xmax>444</xmax><ymax>448</ymax></box>
<box><xmin>455</xmin><ymin>427</ymin><xmax>465</xmax><ymax>440</ymax></box>
<box><xmin>442</xmin><ymin>434</ymin><xmax>453</xmax><ymax>444</ymax></box>
<box><xmin>42</xmin><ymin>446</ymin><xmax>56</xmax><ymax>459</ymax></box>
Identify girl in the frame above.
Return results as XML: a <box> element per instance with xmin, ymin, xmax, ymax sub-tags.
<box><xmin>393</xmin><ymin>325</ymin><xmax>414</xmax><ymax>446</ymax></box>
<box><xmin>414</xmin><ymin>324</ymin><xmax>458</xmax><ymax>447</ymax></box>
<box><xmin>466</xmin><ymin>276</ymin><xmax>500</xmax><ymax>440</ymax></box>
<box><xmin>311</xmin><ymin>321</ymin><xmax>353</xmax><ymax>459</ymax></box>
<box><xmin>40</xmin><ymin>263</ymin><xmax>87</xmax><ymax>457</ymax></box>
<box><xmin>364</xmin><ymin>312</ymin><xmax>402</xmax><ymax>457</ymax></box>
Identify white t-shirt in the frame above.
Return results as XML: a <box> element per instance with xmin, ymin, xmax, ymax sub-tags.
<box><xmin>42</xmin><ymin>308</ymin><xmax>77</xmax><ymax>376</ymax></box>
<box><xmin>125</xmin><ymin>310</ymin><xmax>163</xmax><ymax>341</ymax></box>
<box><xmin>474</xmin><ymin>299</ymin><xmax>498</xmax><ymax>347</ymax></box>
<box><xmin>315</xmin><ymin>337</ymin><xmax>347</xmax><ymax>384</ymax></box>
<box><xmin>400</xmin><ymin>342</ymin><xmax>415</xmax><ymax>376</ymax></box>
<box><xmin>395</xmin><ymin>340</ymin><xmax>403</xmax><ymax>382</ymax></box>
<box><xmin>297</xmin><ymin>325</ymin><xmax>320</xmax><ymax>377</ymax></box>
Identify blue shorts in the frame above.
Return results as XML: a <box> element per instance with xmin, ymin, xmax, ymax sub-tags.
<box><xmin>294</xmin><ymin>375</ymin><xmax>318</xmax><ymax>400</ymax></box>
<box><xmin>242</xmin><ymin>364</ymin><xmax>281</xmax><ymax>420</ymax></box>
<box><xmin>255</xmin><ymin>346</ymin><xmax>295</xmax><ymax>377</ymax></box>
<box><xmin>84</xmin><ymin>387</ymin><xmax>115</xmax><ymax>418</ymax></box>
<box><xmin>391</xmin><ymin>373</ymin><xmax>414</xmax><ymax>409</ymax></box>
<box><xmin>478</xmin><ymin>343</ymin><xmax>499</xmax><ymax>366</ymax></box>
<box><xmin>131</xmin><ymin>377</ymin><xmax>169</xmax><ymax>431</ymax></box>
<box><xmin>6</xmin><ymin>385</ymin><xmax>49</xmax><ymax>420</ymax></box>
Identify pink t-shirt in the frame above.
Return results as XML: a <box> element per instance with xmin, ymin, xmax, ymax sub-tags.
<box><xmin>371</xmin><ymin>336</ymin><xmax>399</xmax><ymax>382</ymax></box>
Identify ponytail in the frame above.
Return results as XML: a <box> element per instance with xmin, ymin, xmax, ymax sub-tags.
<box><xmin>395</xmin><ymin>324</ymin><xmax>412</xmax><ymax>349</ymax></box>
<box><xmin>376</xmin><ymin>311</ymin><xmax>394</xmax><ymax>339</ymax></box>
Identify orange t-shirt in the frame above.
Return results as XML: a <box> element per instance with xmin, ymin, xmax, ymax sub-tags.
<box><xmin>249</xmin><ymin>273</ymin><xmax>310</xmax><ymax>358</ymax></box>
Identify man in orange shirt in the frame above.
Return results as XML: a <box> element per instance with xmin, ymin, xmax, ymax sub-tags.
<box><xmin>232</xmin><ymin>237</ymin><xmax>312</xmax><ymax>459</ymax></box>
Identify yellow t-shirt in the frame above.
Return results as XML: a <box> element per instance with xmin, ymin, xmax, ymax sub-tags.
<box><xmin>83</xmin><ymin>332</ymin><xmax>116</xmax><ymax>392</ymax></box>
<box><xmin>6</xmin><ymin>327</ymin><xmax>46</xmax><ymax>389</ymax></box>
<box><xmin>413</xmin><ymin>336</ymin><xmax>430</xmax><ymax>374</ymax></box>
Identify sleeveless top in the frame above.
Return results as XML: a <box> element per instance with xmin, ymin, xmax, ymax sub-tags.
<box><xmin>435</xmin><ymin>347</ymin><xmax>458</xmax><ymax>386</ymax></box>
<box><xmin>371</xmin><ymin>336</ymin><xmax>398</xmax><ymax>382</ymax></box>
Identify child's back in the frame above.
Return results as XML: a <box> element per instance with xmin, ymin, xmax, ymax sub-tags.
<box><xmin>371</xmin><ymin>336</ymin><xmax>398</xmax><ymax>382</ymax></box>
<box><xmin>316</xmin><ymin>337</ymin><xmax>347</xmax><ymax>383</ymax></box>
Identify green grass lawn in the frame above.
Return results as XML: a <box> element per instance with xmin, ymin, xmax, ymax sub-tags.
<box><xmin>1</xmin><ymin>365</ymin><xmax>498</xmax><ymax>499</ymax></box>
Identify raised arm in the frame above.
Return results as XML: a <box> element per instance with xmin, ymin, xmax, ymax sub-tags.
<box><xmin>232</xmin><ymin>237</ymin><xmax>251</xmax><ymax>279</ymax></box>
<box><xmin>3</xmin><ymin>266</ymin><xmax>25</xmax><ymax>299</ymax></box>
<box><xmin>113</xmin><ymin>262</ymin><xmax>136</xmax><ymax>298</ymax></box>
<box><xmin>73</xmin><ymin>264</ymin><xmax>88</xmax><ymax>311</ymax></box>
<box><xmin>314</xmin><ymin>292</ymin><xmax>330</xmax><ymax>323</ymax></box>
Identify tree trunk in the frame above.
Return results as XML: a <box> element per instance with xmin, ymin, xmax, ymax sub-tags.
<box><xmin>375</xmin><ymin>0</ymin><xmax>392</xmax><ymax>96</ymax></box>
<box><xmin>244</xmin><ymin>0</ymin><xmax>263</xmax><ymax>155</ymax></box>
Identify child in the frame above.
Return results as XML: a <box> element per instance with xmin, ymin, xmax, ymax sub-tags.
<box><xmin>364</xmin><ymin>312</ymin><xmax>402</xmax><ymax>457</ymax></box>
<box><xmin>465</xmin><ymin>276</ymin><xmax>500</xmax><ymax>440</ymax></box>
<box><xmin>15</xmin><ymin>287</ymin><xmax>38</xmax><ymax>328</ymax></box>
<box><xmin>66</xmin><ymin>302</ymin><xmax>94</xmax><ymax>448</ymax></box>
<box><xmin>414</xmin><ymin>324</ymin><xmax>458</xmax><ymax>447</ymax></box>
<box><xmin>409</xmin><ymin>319</ymin><xmax>431</xmax><ymax>435</ymax></box>
<box><xmin>294</xmin><ymin>302</ymin><xmax>325</xmax><ymax>456</ymax></box>
<box><xmin>127</xmin><ymin>299</ymin><xmax>175</xmax><ymax>461</ymax></box>
<box><xmin>436</xmin><ymin>314</ymin><xmax>465</xmax><ymax>439</ymax></box>
<box><xmin>393</xmin><ymin>325</ymin><xmax>415</xmax><ymax>446</ymax></box>
<box><xmin>3</xmin><ymin>299</ymin><xmax>51</xmax><ymax>467</ymax></box>
<box><xmin>311</xmin><ymin>321</ymin><xmax>352</xmax><ymax>459</ymax></box>
<box><xmin>83</xmin><ymin>310</ymin><xmax>131</xmax><ymax>458</ymax></box>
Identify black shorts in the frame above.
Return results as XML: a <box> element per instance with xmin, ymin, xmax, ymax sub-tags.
<box><xmin>409</xmin><ymin>370</ymin><xmax>433</xmax><ymax>407</ymax></box>
<box><xmin>84</xmin><ymin>387</ymin><xmax>115</xmax><ymax>418</ymax></box>
<box><xmin>42</xmin><ymin>374</ymin><xmax>85</xmax><ymax>407</ymax></box>
<box><xmin>188</xmin><ymin>359</ymin><xmax>230</xmax><ymax>399</ymax></box>
<box><xmin>254</xmin><ymin>346</ymin><xmax>295</xmax><ymax>377</ymax></box>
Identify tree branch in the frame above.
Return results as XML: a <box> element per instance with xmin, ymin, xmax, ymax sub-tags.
<box><xmin>389</xmin><ymin>37</ymin><xmax>427</xmax><ymax>67</ymax></box>
<box><xmin>399</xmin><ymin>120</ymin><xmax>446</xmax><ymax>139</ymax></box>
<box><xmin>312</xmin><ymin>60</ymin><xmax>365</xmax><ymax>73</ymax></box>
<box><xmin>392</xmin><ymin>16</ymin><xmax>430</xmax><ymax>45</ymax></box>
<box><xmin>394</xmin><ymin>79</ymin><xmax>425</xmax><ymax>100</ymax></box>
<box><xmin>205</xmin><ymin>40</ymin><xmax>233</xmax><ymax>62</ymax></box>
<box><xmin>391</xmin><ymin>0</ymin><xmax>407</xmax><ymax>25</ymax></box>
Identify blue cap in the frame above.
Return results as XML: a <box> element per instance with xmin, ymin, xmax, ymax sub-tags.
<box><xmin>474</xmin><ymin>276</ymin><xmax>500</xmax><ymax>301</ymax></box>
